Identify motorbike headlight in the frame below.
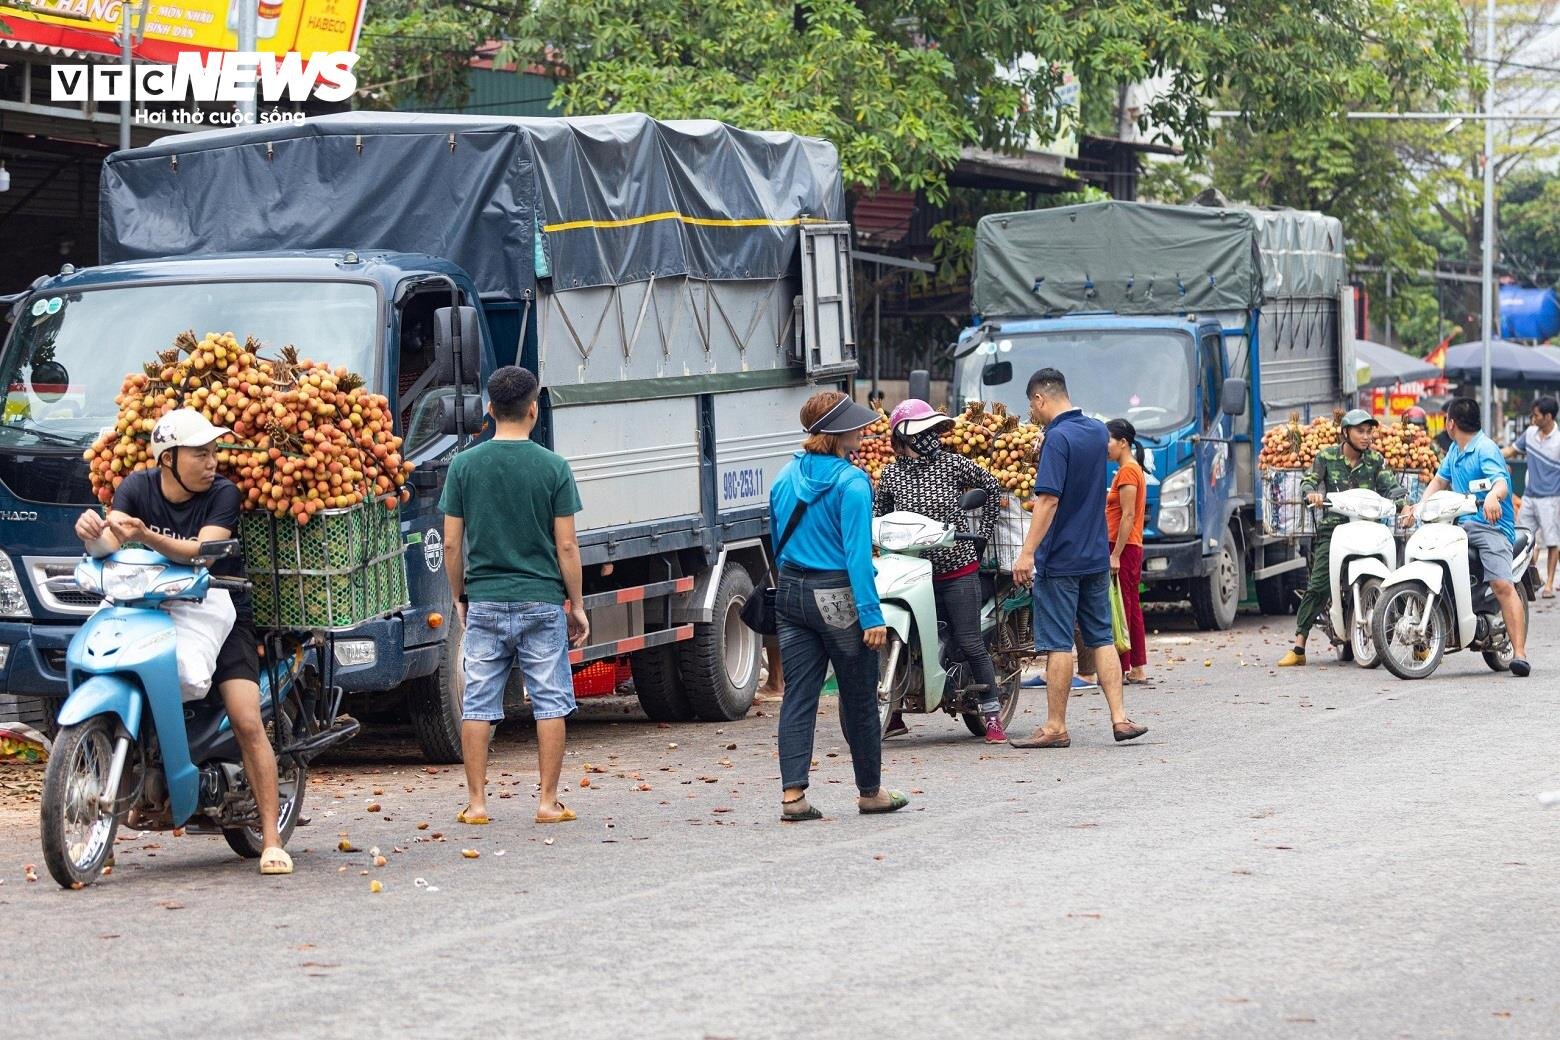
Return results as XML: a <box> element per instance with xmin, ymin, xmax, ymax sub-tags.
<box><xmin>0</xmin><ymin>555</ymin><xmax>26</xmax><ymax>616</ymax></box>
<box><xmin>73</xmin><ymin>558</ymin><xmax>103</xmax><ymax>594</ymax></box>
<box><xmin>1159</xmin><ymin>465</ymin><xmax>1194</xmax><ymax>535</ymax></box>
<box><xmin>875</xmin><ymin>522</ymin><xmax>919</xmax><ymax>552</ymax></box>
<box><xmin>101</xmin><ymin>560</ymin><xmax>165</xmax><ymax>602</ymax></box>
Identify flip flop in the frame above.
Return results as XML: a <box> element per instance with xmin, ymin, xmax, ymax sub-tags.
<box><xmin>1542</xmin><ymin>589</ymin><xmax>1555</xmax><ymax>599</ymax></box>
<box><xmin>858</xmin><ymin>790</ymin><xmax>909</xmax><ymax>815</ymax></box>
<box><xmin>535</xmin><ymin>804</ymin><xmax>577</xmax><ymax>824</ymax></box>
<box><xmin>259</xmin><ymin>847</ymin><xmax>293</xmax><ymax>875</ymax></box>
<box><xmin>456</xmin><ymin>809</ymin><xmax>491</xmax><ymax>825</ymax></box>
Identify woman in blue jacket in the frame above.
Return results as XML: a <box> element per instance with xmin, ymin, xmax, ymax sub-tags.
<box><xmin>770</xmin><ymin>391</ymin><xmax>908</xmax><ymax>821</ymax></box>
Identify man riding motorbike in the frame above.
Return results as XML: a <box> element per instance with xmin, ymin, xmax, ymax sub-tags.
<box><xmin>72</xmin><ymin>409</ymin><xmax>292</xmax><ymax>875</ymax></box>
<box><xmin>1279</xmin><ymin>409</ymin><xmax>1411</xmax><ymax>667</ymax></box>
<box><xmin>872</xmin><ymin>399</ymin><xmax>1006</xmax><ymax>741</ymax></box>
<box><xmin>1406</xmin><ymin>396</ymin><xmax>1531</xmax><ymax>676</ymax></box>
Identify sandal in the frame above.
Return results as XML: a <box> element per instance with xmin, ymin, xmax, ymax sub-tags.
<box><xmin>259</xmin><ymin>846</ymin><xmax>293</xmax><ymax>876</ymax></box>
<box><xmin>535</xmin><ymin>803</ymin><xmax>577</xmax><ymax>824</ymax></box>
<box><xmin>780</xmin><ymin>795</ymin><xmax>823</xmax><ymax>822</ymax></box>
<box><xmin>858</xmin><ymin>789</ymin><xmax>909</xmax><ymax>815</ymax></box>
<box><xmin>456</xmin><ymin>808</ymin><xmax>491</xmax><ymax>825</ymax></box>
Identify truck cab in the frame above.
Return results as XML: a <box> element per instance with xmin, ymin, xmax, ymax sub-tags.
<box><xmin>951</xmin><ymin>313</ymin><xmax>1251</xmax><ymax>627</ymax></box>
<box><xmin>0</xmin><ymin>250</ymin><xmax>496</xmax><ymax>728</ymax></box>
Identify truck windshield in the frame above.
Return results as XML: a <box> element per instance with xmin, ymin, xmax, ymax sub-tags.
<box><xmin>960</xmin><ymin>328</ymin><xmax>1196</xmax><ymax>436</ymax></box>
<box><xmin>0</xmin><ymin>281</ymin><xmax>378</xmax><ymax>452</ymax></box>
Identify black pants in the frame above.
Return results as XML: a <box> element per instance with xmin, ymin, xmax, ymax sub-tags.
<box><xmin>776</xmin><ymin>566</ymin><xmax>882</xmax><ymax>794</ymax></box>
<box><xmin>933</xmin><ymin>571</ymin><xmax>999</xmax><ymax>712</ymax></box>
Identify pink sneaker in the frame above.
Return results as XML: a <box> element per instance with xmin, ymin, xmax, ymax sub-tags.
<box><xmin>983</xmin><ymin>713</ymin><xmax>1008</xmax><ymax>744</ymax></box>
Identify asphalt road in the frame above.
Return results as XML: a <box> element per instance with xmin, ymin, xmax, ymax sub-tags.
<box><xmin>3</xmin><ymin>606</ymin><xmax>1557</xmax><ymax>1040</ymax></box>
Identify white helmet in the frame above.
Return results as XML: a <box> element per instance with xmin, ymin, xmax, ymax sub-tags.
<box><xmin>150</xmin><ymin>409</ymin><xmax>230</xmax><ymax>461</ymax></box>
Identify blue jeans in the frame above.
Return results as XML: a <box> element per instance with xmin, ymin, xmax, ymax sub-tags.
<box><xmin>462</xmin><ymin>601</ymin><xmax>577</xmax><ymax>722</ymax></box>
<box><xmin>775</xmin><ymin>566</ymin><xmax>882</xmax><ymax>794</ymax></box>
<box><xmin>1032</xmin><ymin>571</ymin><xmax>1114</xmax><ymax>652</ymax></box>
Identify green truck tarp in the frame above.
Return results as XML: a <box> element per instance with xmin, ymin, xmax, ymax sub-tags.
<box><xmin>972</xmin><ymin>201</ymin><xmax>1345</xmax><ymax>318</ymax></box>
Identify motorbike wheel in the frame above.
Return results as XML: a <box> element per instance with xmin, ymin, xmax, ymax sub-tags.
<box><xmin>40</xmin><ymin>716</ymin><xmax>123</xmax><ymax>889</ymax></box>
<box><xmin>223</xmin><ymin>702</ymin><xmax>307</xmax><ymax>859</ymax></box>
<box><xmin>1351</xmin><ymin>578</ymin><xmax>1384</xmax><ymax>669</ymax></box>
<box><xmin>1483</xmin><ymin>595</ymin><xmax>1530</xmax><ymax>672</ymax></box>
<box><xmin>1371</xmin><ymin>582</ymin><xmax>1446</xmax><ymax>680</ymax></box>
<box><xmin>876</xmin><ymin>634</ymin><xmax>913</xmax><ymax>740</ymax></box>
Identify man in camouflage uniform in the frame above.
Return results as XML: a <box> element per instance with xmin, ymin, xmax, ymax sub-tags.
<box><xmin>1278</xmin><ymin>409</ymin><xmax>1410</xmax><ymax>666</ymax></box>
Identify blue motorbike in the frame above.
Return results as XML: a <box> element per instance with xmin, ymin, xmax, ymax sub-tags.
<box><xmin>39</xmin><ymin>539</ymin><xmax>359</xmax><ymax>888</ymax></box>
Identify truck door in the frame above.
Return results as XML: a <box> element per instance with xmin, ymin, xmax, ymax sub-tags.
<box><xmin>395</xmin><ymin>283</ymin><xmax>483</xmax><ymax>643</ymax></box>
<box><xmin>1195</xmin><ymin>329</ymin><xmax>1235</xmax><ymax>549</ymax></box>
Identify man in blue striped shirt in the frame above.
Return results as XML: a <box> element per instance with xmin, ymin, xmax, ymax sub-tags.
<box><xmin>1505</xmin><ymin>396</ymin><xmax>1560</xmax><ymax>598</ymax></box>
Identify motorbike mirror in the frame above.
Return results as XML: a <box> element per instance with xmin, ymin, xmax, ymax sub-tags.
<box><xmin>958</xmin><ymin>488</ymin><xmax>989</xmax><ymax>511</ymax></box>
<box><xmin>194</xmin><ymin>538</ymin><xmax>240</xmax><ymax>564</ymax></box>
<box><xmin>981</xmin><ymin>361</ymin><xmax>1013</xmax><ymax>387</ymax></box>
<box><xmin>908</xmin><ymin>369</ymin><xmax>932</xmax><ymax>403</ymax></box>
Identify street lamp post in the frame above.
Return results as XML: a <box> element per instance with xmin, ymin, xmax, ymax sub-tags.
<box><xmin>1481</xmin><ymin>0</ymin><xmax>1496</xmax><ymax>434</ymax></box>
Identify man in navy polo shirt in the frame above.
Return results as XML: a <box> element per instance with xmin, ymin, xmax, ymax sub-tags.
<box><xmin>1011</xmin><ymin>368</ymin><xmax>1148</xmax><ymax>748</ymax></box>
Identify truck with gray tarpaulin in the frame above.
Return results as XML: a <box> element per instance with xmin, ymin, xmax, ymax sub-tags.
<box><xmin>0</xmin><ymin>112</ymin><xmax>857</xmax><ymax>759</ymax></box>
<box><xmin>940</xmin><ymin>200</ymin><xmax>1354</xmax><ymax>628</ymax></box>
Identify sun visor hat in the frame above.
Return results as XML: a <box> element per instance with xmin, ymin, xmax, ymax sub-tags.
<box><xmin>888</xmin><ymin>399</ymin><xmax>953</xmax><ymax>437</ymax></box>
<box><xmin>806</xmin><ymin>396</ymin><xmax>881</xmax><ymax>435</ymax></box>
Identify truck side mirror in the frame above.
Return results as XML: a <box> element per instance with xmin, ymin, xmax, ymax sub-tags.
<box><xmin>439</xmin><ymin>394</ymin><xmax>486</xmax><ymax>436</ymax></box>
<box><xmin>1220</xmin><ymin>377</ymin><xmax>1248</xmax><ymax>416</ymax></box>
<box><xmin>908</xmin><ymin>369</ymin><xmax>931</xmax><ymax>404</ymax></box>
<box><xmin>981</xmin><ymin>361</ymin><xmax>1013</xmax><ymax>386</ymax></box>
<box><xmin>433</xmin><ymin>306</ymin><xmax>482</xmax><ymax>384</ymax></box>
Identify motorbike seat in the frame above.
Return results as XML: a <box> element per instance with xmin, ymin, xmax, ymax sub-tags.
<box><xmin>1513</xmin><ymin>528</ymin><xmax>1532</xmax><ymax>561</ymax></box>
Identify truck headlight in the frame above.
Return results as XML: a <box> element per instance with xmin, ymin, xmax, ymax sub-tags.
<box><xmin>1159</xmin><ymin>466</ymin><xmax>1194</xmax><ymax>536</ymax></box>
<box><xmin>0</xmin><ymin>644</ymin><xmax>10</xmax><ymax>671</ymax></box>
<box><xmin>0</xmin><ymin>555</ymin><xmax>27</xmax><ymax>616</ymax></box>
<box><xmin>333</xmin><ymin>640</ymin><xmax>377</xmax><ymax>668</ymax></box>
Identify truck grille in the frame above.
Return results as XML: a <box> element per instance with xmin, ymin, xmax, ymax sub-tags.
<box><xmin>24</xmin><ymin>558</ymin><xmax>100</xmax><ymax>616</ymax></box>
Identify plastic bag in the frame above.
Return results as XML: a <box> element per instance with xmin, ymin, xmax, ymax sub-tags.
<box><xmin>990</xmin><ymin>498</ymin><xmax>1031</xmax><ymax>573</ymax></box>
<box><xmin>1109</xmin><ymin>577</ymin><xmax>1130</xmax><ymax>655</ymax></box>
<box><xmin>163</xmin><ymin>588</ymin><xmax>237</xmax><ymax>702</ymax></box>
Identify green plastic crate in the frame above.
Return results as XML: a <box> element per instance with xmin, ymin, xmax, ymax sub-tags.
<box><xmin>239</xmin><ymin>502</ymin><xmax>409</xmax><ymax>630</ymax></box>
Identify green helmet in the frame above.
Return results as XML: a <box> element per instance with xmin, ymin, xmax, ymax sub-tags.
<box><xmin>1340</xmin><ymin>408</ymin><xmax>1378</xmax><ymax>430</ymax></box>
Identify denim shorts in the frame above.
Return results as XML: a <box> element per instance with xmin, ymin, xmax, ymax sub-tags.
<box><xmin>1032</xmin><ymin>570</ymin><xmax>1114</xmax><ymax>652</ymax></box>
<box><xmin>462</xmin><ymin>601</ymin><xmax>577</xmax><ymax>722</ymax></box>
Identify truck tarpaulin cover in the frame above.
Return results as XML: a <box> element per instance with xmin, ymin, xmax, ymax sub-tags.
<box><xmin>972</xmin><ymin>201</ymin><xmax>1344</xmax><ymax>318</ymax></box>
<box><xmin>99</xmin><ymin>113</ymin><xmax>845</xmax><ymax>299</ymax></box>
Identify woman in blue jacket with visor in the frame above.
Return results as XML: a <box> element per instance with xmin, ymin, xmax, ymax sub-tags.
<box><xmin>769</xmin><ymin>391</ymin><xmax>909</xmax><ymax>822</ymax></box>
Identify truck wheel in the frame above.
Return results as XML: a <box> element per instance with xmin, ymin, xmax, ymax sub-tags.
<box><xmin>1254</xmin><ymin>547</ymin><xmax>1297</xmax><ymax>615</ymax></box>
<box><xmin>1190</xmin><ymin>526</ymin><xmax>1242</xmax><ymax>631</ymax></box>
<box><xmin>407</xmin><ymin>622</ymin><xmax>465</xmax><ymax>764</ymax></box>
<box><xmin>629</xmin><ymin>644</ymin><xmax>696</xmax><ymax>722</ymax></box>
<box><xmin>677</xmin><ymin>565</ymin><xmax>761</xmax><ymax>722</ymax></box>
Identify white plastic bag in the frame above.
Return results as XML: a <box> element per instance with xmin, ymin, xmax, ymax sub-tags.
<box><xmin>991</xmin><ymin>498</ymin><xmax>1032</xmax><ymax>573</ymax></box>
<box><xmin>163</xmin><ymin>588</ymin><xmax>237</xmax><ymax>702</ymax></box>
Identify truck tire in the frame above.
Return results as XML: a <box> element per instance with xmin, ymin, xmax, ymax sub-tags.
<box><xmin>1254</xmin><ymin>546</ymin><xmax>1297</xmax><ymax>616</ymax></box>
<box><xmin>629</xmin><ymin>644</ymin><xmax>696</xmax><ymax>722</ymax></box>
<box><xmin>677</xmin><ymin>565</ymin><xmax>761</xmax><ymax>722</ymax></box>
<box><xmin>406</xmin><ymin>622</ymin><xmax>465</xmax><ymax>764</ymax></box>
<box><xmin>1190</xmin><ymin>526</ymin><xmax>1242</xmax><ymax>631</ymax></box>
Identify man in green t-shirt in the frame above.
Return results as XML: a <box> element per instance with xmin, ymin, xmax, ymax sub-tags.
<box><xmin>439</xmin><ymin>366</ymin><xmax>587</xmax><ymax>826</ymax></box>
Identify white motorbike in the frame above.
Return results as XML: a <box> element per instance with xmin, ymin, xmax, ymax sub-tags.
<box><xmin>871</xmin><ymin>489</ymin><xmax>1030</xmax><ymax>740</ymax></box>
<box><xmin>1370</xmin><ymin>488</ymin><xmax>1535</xmax><ymax>679</ymax></box>
<box><xmin>1315</xmin><ymin>488</ymin><xmax>1401</xmax><ymax>669</ymax></box>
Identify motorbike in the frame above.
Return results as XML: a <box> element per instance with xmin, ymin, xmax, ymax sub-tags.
<box><xmin>1314</xmin><ymin>488</ymin><xmax>1401</xmax><ymax>668</ymax></box>
<box><xmin>870</xmin><ymin>489</ymin><xmax>1032</xmax><ymax>740</ymax></box>
<box><xmin>38</xmin><ymin>539</ymin><xmax>359</xmax><ymax>888</ymax></box>
<box><xmin>1370</xmin><ymin>489</ymin><xmax>1535</xmax><ymax>680</ymax></box>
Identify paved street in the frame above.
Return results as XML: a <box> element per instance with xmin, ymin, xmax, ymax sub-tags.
<box><xmin>3</xmin><ymin>606</ymin><xmax>1558</xmax><ymax>1040</ymax></box>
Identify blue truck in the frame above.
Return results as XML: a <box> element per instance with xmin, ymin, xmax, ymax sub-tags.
<box><xmin>0</xmin><ymin>113</ymin><xmax>859</xmax><ymax>757</ymax></box>
<box><xmin>932</xmin><ymin>200</ymin><xmax>1356</xmax><ymax>628</ymax></box>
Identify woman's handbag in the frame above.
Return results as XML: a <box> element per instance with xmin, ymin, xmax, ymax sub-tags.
<box><xmin>739</xmin><ymin>502</ymin><xmax>809</xmax><ymax>635</ymax></box>
<box><xmin>1109</xmin><ymin>576</ymin><xmax>1131</xmax><ymax>655</ymax></box>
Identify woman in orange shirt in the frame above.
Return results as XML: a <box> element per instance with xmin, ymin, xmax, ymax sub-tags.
<box><xmin>1106</xmin><ymin>419</ymin><xmax>1149</xmax><ymax>683</ymax></box>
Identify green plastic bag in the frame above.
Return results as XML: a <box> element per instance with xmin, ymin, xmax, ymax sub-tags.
<box><xmin>1109</xmin><ymin>576</ymin><xmax>1130</xmax><ymax>655</ymax></box>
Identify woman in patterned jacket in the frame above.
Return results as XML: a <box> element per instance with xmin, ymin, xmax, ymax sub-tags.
<box><xmin>874</xmin><ymin>399</ymin><xmax>1006</xmax><ymax>742</ymax></box>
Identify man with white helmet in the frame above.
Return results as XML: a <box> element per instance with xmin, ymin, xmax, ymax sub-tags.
<box><xmin>73</xmin><ymin>408</ymin><xmax>292</xmax><ymax>875</ymax></box>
